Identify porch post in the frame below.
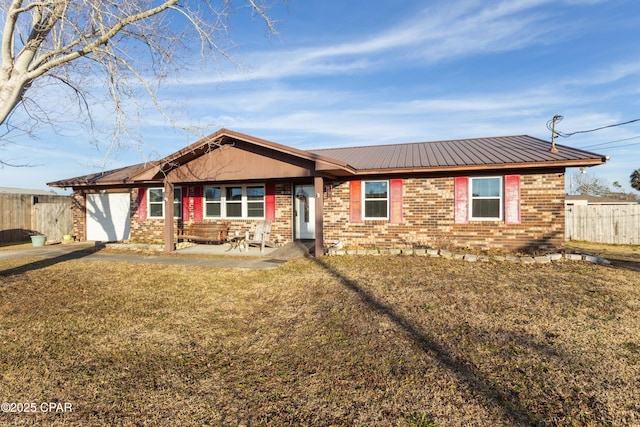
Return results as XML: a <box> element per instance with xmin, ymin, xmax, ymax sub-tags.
<box><xmin>164</xmin><ymin>180</ymin><xmax>175</xmax><ymax>253</ymax></box>
<box><xmin>314</xmin><ymin>176</ymin><xmax>324</xmax><ymax>257</ymax></box>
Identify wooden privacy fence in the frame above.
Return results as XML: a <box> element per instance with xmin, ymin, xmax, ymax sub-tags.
<box><xmin>565</xmin><ymin>204</ymin><xmax>640</xmax><ymax>245</ymax></box>
<box><xmin>0</xmin><ymin>193</ymin><xmax>73</xmax><ymax>243</ymax></box>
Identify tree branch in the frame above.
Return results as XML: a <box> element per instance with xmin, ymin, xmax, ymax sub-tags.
<box><xmin>247</xmin><ymin>0</ymin><xmax>279</xmax><ymax>35</ymax></box>
<box><xmin>0</xmin><ymin>0</ymin><xmax>282</xmax><ymax>165</ymax></box>
<box><xmin>1</xmin><ymin>0</ymin><xmax>24</xmax><ymax>72</ymax></box>
<box><xmin>14</xmin><ymin>1</ymin><xmax>68</xmax><ymax>73</ymax></box>
<box><xmin>27</xmin><ymin>0</ymin><xmax>179</xmax><ymax>80</ymax></box>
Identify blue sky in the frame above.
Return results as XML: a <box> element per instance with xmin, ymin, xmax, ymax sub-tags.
<box><xmin>2</xmin><ymin>0</ymin><xmax>640</xmax><ymax>194</ymax></box>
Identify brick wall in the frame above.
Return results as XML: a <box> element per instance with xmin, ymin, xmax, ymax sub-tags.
<box><xmin>129</xmin><ymin>184</ymin><xmax>294</xmax><ymax>245</ymax></box>
<box><xmin>71</xmin><ymin>173</ymin><xmax>565</xmax><ymax>253</ymax></box>
<box><xmin>273</xmin><ymin>183</ymin><xmax>293</xmax><ymax>244</ymax></box>
<box><xmin>323</xmin><ymin>172</ymin><xmax>565</xmax><ymax>252</ymax></box>
<box><xmin>128</xmin><ymin>187</ymin><xmax>172</xmax><ymax>243</ymax></box>
<box><xmin>71</xmin><ymin>192</ymin><xmax>86</xmax><ymax>241</ymax></box>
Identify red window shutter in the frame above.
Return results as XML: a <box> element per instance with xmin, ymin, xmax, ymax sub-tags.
<box><xmin>182</xmin><ymin>186</ymin><xmax>190</xmax><ymax>221</ymax></box>
<box><xmin>193</xmin><ymin>186</ymin><xmax>203</xmax><ymax>222</ymax></box>
<box><xmin>454</xmin><ymin>177</ymin><xmax>469</xmax><ymax>224</ymax></box>
<box><xmin>389</xmin><ymin>178</ymin><xmax>403</xmax><ymax>224</ymax></box>
<box><xmin>350</xmin><ymin>180</ymin><xmax>362</xmax><ymax>223</ymax></box>
<box><xmin>137</xmin><ymin>188</ymin><xmax>147</xmax><ymax>222</ymax></box>
<box><xmin>265</xmin><ymin>183</ymin><xmax>276</xmax><ymax>222</ymax></box>
<box><xmin>504</xmin><ymin>175</ymin><xmax>521</xmax><ymax>225</ymax></box>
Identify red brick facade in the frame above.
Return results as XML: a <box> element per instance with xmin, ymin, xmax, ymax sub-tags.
<box><xmin>71</xmin><ymin>192</ymin><xmax>86</xmax><ymax>241</ymax></box>
<box><xmin>323</xmin><ymin>171</ymin><xmax>565</xmax><ymax>252</ymax></box>
<box><xmin>71</xmin><ymin>172</ymin><xmax>565</xmax><ymax>252</ymax></box>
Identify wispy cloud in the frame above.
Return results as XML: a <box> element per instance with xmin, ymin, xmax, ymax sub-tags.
<box><xmin>382</xmin><ymin>0</ymin><xmax>557</xmax><ymax>60</ymax></box>
<box><xmin>164</xmin><ymin>84</ymin><xmax>568</xmax><ymax>146</ymax></box>
<box><xmin>563</xmin><ymin>61</ymin><xmax>640</xmax><ymax>86</ymax></box>
<box><xmin>175</xmin><ymin>0</ymin><xmax>566</xmax><ymax>85</ymax></box>
<box><xmin>5</xmin><ymin>0</ymin><xmax>636</xmax><ymax>192</ymax></box>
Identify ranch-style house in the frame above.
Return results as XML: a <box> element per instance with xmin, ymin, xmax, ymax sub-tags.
<box><xmin>48</xmin><ymin>128</ymin><xmax>607</xmax><ymax>255</ymax></box>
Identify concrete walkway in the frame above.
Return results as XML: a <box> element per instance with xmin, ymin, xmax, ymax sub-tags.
<box><xmin>0</xmin><ymin>241</ymin><xmax>313</xmax><ymax>270</ymax></box>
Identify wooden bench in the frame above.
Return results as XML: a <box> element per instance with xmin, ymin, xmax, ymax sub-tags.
<box><xmin>176</xmin><ymin>221</ymin><xmax>229</xmax><ymax>244</ymax></box>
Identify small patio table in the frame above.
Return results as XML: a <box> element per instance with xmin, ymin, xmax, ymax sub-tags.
<box><xmin>226</xmin><ymin>232</ymin><xmax>248</xmax><ymax>252</ymax></box>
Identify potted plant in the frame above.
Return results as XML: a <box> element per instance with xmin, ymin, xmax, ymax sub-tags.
<box><xmin>30</xmin><ymin>233</ymin><xmax>47</xmax><ymax>247</ymax></box>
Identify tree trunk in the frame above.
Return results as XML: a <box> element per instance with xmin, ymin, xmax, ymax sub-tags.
<box><xmin>0</xmin><ymin>69</ymin><xmax>29</xmax><ymax>125</ymax></box>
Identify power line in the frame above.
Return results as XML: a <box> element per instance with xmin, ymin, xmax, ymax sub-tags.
<box><xmin>547</xmin><ymin>116</ymin><xmax>640</xmax><ymax>138</ymax></box>
<box><xmin>581</xmin><ymin>135</ymin><xmax>640</xmax><ymax>149</ymax></box>
<box><xmin>593</xmin><ymin>141</ymin><xmax>640</xmax><ymax>150</ymax></box>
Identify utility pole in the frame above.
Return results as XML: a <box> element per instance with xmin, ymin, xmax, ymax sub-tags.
<box><xmin>550</xmin><ymin>114</ymin><xmax>562</xmax><ymax>153</ymax></box>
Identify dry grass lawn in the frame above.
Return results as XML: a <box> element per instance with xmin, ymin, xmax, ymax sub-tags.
<box><xmin>567</xmin><ymin>241</ymin><xmax>640</xmax><ymax>271</ymax></box>
<box><xmin>0</xmin><ymin>246</ymin><xmax>639</xmax><ymax>426</ymax></box>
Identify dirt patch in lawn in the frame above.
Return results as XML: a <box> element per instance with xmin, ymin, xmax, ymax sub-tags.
<box><xmin>0</xmin><ymin>255</ymin><xmax>639</xmax><ymax>426</ymax></box>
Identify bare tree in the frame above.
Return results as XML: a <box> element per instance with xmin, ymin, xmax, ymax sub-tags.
<box><xmin>570</xmin><ymin>171</ymin><xmax>611</xmax><ymax>196</ymax></box>
<box><xmin>0</xmin><ymin>0</ymin><xmax>279</xmax><ymax>162</ymax></box>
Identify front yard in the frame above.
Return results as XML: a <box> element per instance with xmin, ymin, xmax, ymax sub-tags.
<box><xmin>0</xmin><ymin>249</ymin><xmax>639</xmax><ymax>426</ymax></box>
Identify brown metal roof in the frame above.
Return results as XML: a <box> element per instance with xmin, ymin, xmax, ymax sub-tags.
<box><xmin>48</xmin><ymin>132</ymin><xmax>607</xmax><ymax>188</ymax></box>
<box><xmin>48</xmin><ymin>163</ymin><xmax>148</xmax><ymax>188</ymax></box>
<box><xmin>310</xmin><ymin>135</ymin><xmax>606</xmax><ymax>173</ymax></box>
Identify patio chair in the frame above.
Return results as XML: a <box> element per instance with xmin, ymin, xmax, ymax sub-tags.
<box><xmin>245</xmin><ymin>220</ymin><xmax>274</xmax><ymax>253</ymax></box>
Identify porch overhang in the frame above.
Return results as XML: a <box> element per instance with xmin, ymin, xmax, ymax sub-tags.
<box><xmin>131</xmin><ymin>129</ymin><xmax>356</xmax><ymax>183</ymax></box>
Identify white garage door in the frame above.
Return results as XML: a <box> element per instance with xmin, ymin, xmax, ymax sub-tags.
<box><xmin>86</xmin><ymin>193</ymin><xmax>131</xmax><ymax>242</ymax></box>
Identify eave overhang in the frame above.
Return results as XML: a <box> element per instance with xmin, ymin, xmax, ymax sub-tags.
<box><xmin>46</xmin><ymin>163</ymin><xmax>149</xmax><ymax>189</ymax></box>
<box><xmin>346</xmin><ymin>156</ymin><xmax>607</xmax><ymax>176</ymax></box>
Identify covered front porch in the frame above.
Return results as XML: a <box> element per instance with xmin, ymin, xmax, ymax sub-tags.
<box><xmin>153</xmin><ymin>177</ymin><xmax>326</xmax><ymax>257</ymax></box>
<box><xmin>141</xmin><ymin>130</ymin><xmax>352</xmax><ymax>257</ymax></box>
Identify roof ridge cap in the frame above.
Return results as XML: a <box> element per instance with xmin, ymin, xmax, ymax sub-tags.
<box><xmin>311</xmin><ymin>135</ymin><xmax>530</xmax><ymax>151</ymax></box>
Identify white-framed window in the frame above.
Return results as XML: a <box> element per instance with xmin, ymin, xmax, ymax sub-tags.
<box><xmin>147</xmin><ymin>187</ymin><xmax>182</xmax><ymax>219</ymax></box>
<box><xmin>225</xmin><ymin>186</ymin><xmax>243</xmax><ymax>218</ymax></box>
<box><xmin>470</xmin><ymin>177</ymin><xmax>502</xmax><ymax>220</ymax></box>
<box><xmin>363</xmin><ymin>180</ymin><xmax>389</xmax><ymax>219</ymax></box>
<box><xmin>205</xmin><ymin>186</ymin><xmax>222</xmax><ymax>217</ymax></box>
<box><xmin>148</xmin><ymin>188</ymin><xmax>164</xmax><ymax>218</ymax></box>
<box><xmin>246</xmin><ymin>186</ymin><xmax>265</xmax><ymax>218</ymax></box>
<box><xmin>204</xmin><ymin>185</ymin><xmax>265</xmax><ymax>219</ymax></box>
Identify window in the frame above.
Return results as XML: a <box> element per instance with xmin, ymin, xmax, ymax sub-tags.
<box><xmin>225</xmin><ymin>186</ymin><xmax>243</xmax><ymax>217</ymax></box>
<box><xmin>247</xmin><ymin>186</ymin><xmax>265</xmax><ymax>218</ymax></box>
<box><xmin>470</xmin><ymin>177</ymin><xmax>502</xmax><ymax>220</ymax></box>
<box><xmin>147</xmin><ymin>187</ymin><xmax>182</xmax><ymax>219</ymax></box>
<box><xmin>148</xmin><ymin>188</ymin><xmax>164</xmax><ymax>218</ymax></box>
<box><xmin>204</xmin><ymin>185</ymin><xmax>265</xmax><ymax>219</ymax></box>
<box><xmin>363</xmin><ymin>180</ymin><xmax>388</xmax><ymax>219</ymax></box>
<box><xmin>205</xmin><ymin>187</ymin><xmax>221</xmax><ymax>217</ymax></box>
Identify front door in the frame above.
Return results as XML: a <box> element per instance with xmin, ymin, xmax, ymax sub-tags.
<box><xmin>294</xmin><ymin>185</ymin><xmax>315</xmax><ymax>239</ymax></box>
